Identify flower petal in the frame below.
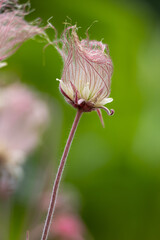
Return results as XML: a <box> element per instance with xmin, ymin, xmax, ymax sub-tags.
<box><xmin>96</xmin><ymin>97</ymin><xmax>113</xmax><ymax>107</ymax></box>
<box><xmin>0</xmin><ymin>62</ymin><xmax>7</xmax><ymax>68</ymax></box>
<box><xmin>81</xmin><ymin>83</ymin><xmax>90</xmax><ymax>100</ymax></box>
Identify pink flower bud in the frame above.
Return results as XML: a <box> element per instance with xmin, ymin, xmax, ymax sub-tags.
<box><xmin>51</xmin><ymin>214</ymin><xmax>85</xmax><ymax>240</ymax></box>
<box><xmin>0</xmin><ymin>0</ymin><xmax>46</xmax><ymax>66</ymax></box>
<box><xmin>54</xmin><ymin>25</ymin><xmax>114</xmax><ymax>125</ymax></box>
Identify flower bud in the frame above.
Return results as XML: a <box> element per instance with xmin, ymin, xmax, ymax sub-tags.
<box><xmin>55</xmin><ymin>25</ymin><xmax>114</xmax><ymax>126</ymax></box>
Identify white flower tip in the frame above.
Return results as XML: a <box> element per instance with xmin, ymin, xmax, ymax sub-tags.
<box><xmin>0</xmin><ymin>62</ymin><xmax>7</xmax><ymax>68</ymax></box>
<box><xmin>56</xmin><ymin>78</ymin><xmax>61</xmax><ymax>82</ymax></box>
<box><xmin>105</xmin><ymin>98</ymin><xmax>113</xmax><ymax>103</ymax></box>
<box><xmin>82</xmin><ymin>83</ymin><xmax>90</xmax><ymax>100</ymax></box>
<box><xmin>96</xmin><ymin>97</ymin><xmax>113</xmax><ymax>107</ymax></box>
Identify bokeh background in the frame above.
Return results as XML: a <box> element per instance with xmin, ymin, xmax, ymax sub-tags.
<box><xmin>0</xmin><ymin>0</ymin><xmax>160</xmax><ymax>239</ymax></box>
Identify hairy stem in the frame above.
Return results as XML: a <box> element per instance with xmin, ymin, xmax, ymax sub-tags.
<box><xmin>41</xmin><ymin>109</ymin><xmax>83</xmax><ymax>240</ymax></box>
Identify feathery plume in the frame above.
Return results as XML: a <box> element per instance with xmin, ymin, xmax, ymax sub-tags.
<box><xmin>0</xmin><ymin>0</ymin><xmax>47</xmax><ymax>67</ymax></box>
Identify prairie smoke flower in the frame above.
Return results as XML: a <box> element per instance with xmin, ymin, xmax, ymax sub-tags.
<box><xmin>0</xmin><ymin>82</ymin><xmax>49</xmax><ymax>183</ymax></box>
<box><xmin>55</xmin><ymin>25</ymin><xmax>114</xmax><ymax>125</ymax></box>
<box><xmin>0</xmin><ymin>0</ymin><xmax>46</xmax><ymax>67</ymax></box>
<box><xmin>41</xmin><ymin>25</ymin><xmax>114</xmax><ymax>240</ymax></box>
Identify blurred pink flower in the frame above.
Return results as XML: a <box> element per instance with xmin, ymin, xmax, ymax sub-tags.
<box><xmin>55</xmin><ymin>25</ymin><xmax>114</xmax><ymax>125</ymax></box>
<box><xmin>40</xmin><ymin>190</ymin><xmax>86</xmax><ymax>240</ymax></box>
<box><xmin>0</xmin><ymin>0</ymin><xmax>46</xmax><ymax>67</ymax></box>
<box><xmin>51</xmin><ymin>213</ymin><xmax>85</xmax><ymax>240</ymax></box>
<box><xmin>0</xmin><ymin>82</ymin><xmax>49</xmax><ymax>180</ymax></box>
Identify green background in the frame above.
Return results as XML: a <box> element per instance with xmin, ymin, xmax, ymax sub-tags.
<box><xmin>1</xmin><ymin>0</ymin><xmax>160</xmax><ymax>239</ymax></box>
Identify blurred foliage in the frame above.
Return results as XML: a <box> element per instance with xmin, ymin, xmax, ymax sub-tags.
<box><xmin>0</xmin><ymin>0</ymin><xmax>160</xmax><ymax>239</ymax></box>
